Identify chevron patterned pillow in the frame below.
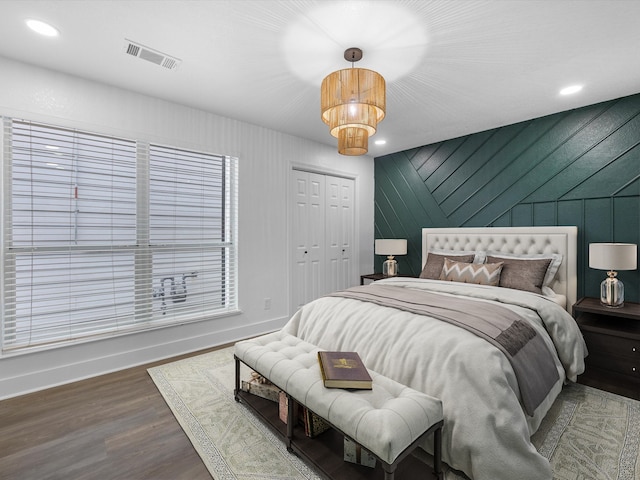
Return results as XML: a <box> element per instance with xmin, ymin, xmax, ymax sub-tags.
<box><xmin>439</xmin><ymin>258</ymin><xmax>504</xmax><ymax>286</ymax></box>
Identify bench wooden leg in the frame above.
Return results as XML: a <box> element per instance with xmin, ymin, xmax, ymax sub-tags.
<box><xmin>433</xmin><ymin>425</ymin><xmax>443</xmax><ymax>480</ymax></box>
<box><xmin>286</xmin><ymin>393</ymin><xmax>294</xmax><ymax>451</ymax></box>
<box><xmin>233</xmin><ymin>356</ymin><xmax>240</xmax><ymax>402</ymax></box>
<box><xmin>381</xmin><ymin>460</ymin><xmax>397</xmax><ymax>480</ymax></box>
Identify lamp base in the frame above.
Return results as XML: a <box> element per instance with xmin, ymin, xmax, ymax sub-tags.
<box><xmin>382</xmin><ymin>257</ymin><xmax>398</xmax><ymax>277</ymax></box>
<box><xmin>600</xmin><ymin>273</ymin><xmax>624</xmax><ymax>308</ymax></box>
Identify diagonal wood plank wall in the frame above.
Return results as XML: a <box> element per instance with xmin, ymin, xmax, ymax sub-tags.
<box><xmin>374</xmin><ymin>93</ymin><xmax>640</xmax><ymax>302</ymax></box>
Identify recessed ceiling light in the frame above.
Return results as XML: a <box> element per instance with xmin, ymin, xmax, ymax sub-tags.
<box><xmin>26</xmin><ymin>19</ymin><xmax>60</xmax><ymax>37</ymax></box>
<box><xmin>560</xmin><ymin>85</ymin><xmax>583</xmax><ymax>96</ymax></box>
<box><xmin>374</xmin><ymin>139</ymin><xmax>386</xmax><ymax>145</ymax></box>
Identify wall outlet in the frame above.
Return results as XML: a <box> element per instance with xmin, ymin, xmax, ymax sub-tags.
<box><xmin>264</xmin><ymin>298</ymin><xmax>271</xmax><ymax>310</ymax></box>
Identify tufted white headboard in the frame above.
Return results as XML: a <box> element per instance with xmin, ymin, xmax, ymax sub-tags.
<box><xmin>422</xmin><ymin>226</ymin><xmax>578</xmax><ymax>311</ymax></box>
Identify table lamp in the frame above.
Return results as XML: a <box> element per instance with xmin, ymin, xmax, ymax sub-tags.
<box><xmin>375</xmin><ymin>239</ymin><xmax>407</xmax><ymax>277</ymax></box>
<box><xmin>589</xmin><ymin>243</ymin><xmax>637</xmax><ymax>307</ymax></box>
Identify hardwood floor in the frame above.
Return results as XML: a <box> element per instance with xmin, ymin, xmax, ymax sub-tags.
<box><xmin>0</xmin><ymin>346</ymin><xmax>229</xmax><ymax>480</ymax></box>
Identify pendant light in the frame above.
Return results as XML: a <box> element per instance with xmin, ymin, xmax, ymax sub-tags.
<box><xmin>320</xmin><ymin>48</ymin><xmax>386</xmax><ymax>156</ymax></box>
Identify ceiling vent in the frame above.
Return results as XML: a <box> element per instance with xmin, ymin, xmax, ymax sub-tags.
<box><xmin>124</xmin><ymin>39</ymin><xmax>181</xmax><ymax>70</ymax></box>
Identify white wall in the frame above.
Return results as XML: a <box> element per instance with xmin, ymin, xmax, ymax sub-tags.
<box><xmin>0</xmin><ymin>57</ymin><xmax>375</xmax><ymax>399</ymax></box>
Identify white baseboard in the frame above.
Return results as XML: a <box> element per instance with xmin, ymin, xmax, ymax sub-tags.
<box><xmin>0</xmin><ymin>315</ymin><xmax>287</xmax><ymax>400</ymax></box>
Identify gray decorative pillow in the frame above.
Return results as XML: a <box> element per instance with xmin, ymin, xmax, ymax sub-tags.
<box><xmin>439</xmin><ymin>258</ymin><xmax>503</xmax><ymax>286</ymax></box>
<box><xmin>486</xmin><ymin>255</ymin><xmax>552</xmax><ymax>294</ymax></box>
<box><xmin>420</xmin><ymin>252</ymin><xmax>475</xmax><ymax>279</ymax></box>
<box><xmin>485</xmin><ymin>251</ymin><xmax>563</xmax><ymax>288</ymax></box>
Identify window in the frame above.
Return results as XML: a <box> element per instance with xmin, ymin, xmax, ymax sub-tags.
<box><xmin>1</xmin><ymin>119</ymin><xmax>238</xmax><ymax>353</ymax></box>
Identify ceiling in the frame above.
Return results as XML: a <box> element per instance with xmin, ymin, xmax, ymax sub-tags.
<box><xmin>1</xmin><ymin>0</ymin><xmax>640</xmax><ymax>157</ymax></box>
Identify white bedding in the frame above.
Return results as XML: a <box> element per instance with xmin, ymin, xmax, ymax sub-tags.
<box><xmin>282</xmin><ymin>277</ymin><xmax>587</xmax><ymax>480</ymax></box>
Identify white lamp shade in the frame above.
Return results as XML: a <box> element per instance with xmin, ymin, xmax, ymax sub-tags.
<box><xmin>375</xmin><ymin>239</ymin><xmax>407</xmax><ymax>256</ymax></box>
<box><xmin>589</xmin><ymin>243</ymin><xmax>637</xmax><ymax>271</ymax></box>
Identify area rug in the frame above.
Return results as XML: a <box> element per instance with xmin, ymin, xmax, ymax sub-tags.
<box><xmin>148</xmin><ymin>347</ymin><xmax>640</xmax><ymax>480</ymax></box>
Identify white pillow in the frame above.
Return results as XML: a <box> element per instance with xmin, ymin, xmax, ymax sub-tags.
<box><xmin>428</xmin><ymin>248</ymin><xmax>486</xmax><ymax>264</ymax></box>
<box><xmin>542</xmin><ymin>286</ymin><xmax>567</xmax><ymax>308</ymax></box>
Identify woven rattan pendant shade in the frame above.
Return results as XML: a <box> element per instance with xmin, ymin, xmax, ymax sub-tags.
<box><xmin>320</xmin><ymin>53</ymin><xmax>385</xmax><ymax>156</ymax></box>
<box><xmin>338</xmin><ymin>126</ymin><xmax>368</xmax><ymax>156</ymax></box>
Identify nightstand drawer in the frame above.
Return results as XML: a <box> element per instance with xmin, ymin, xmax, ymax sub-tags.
<box><xmin>582</xmin><ymin>331</ymin><xmax>640</xmax><ymax>359</ymax></box>
<box><xmin>586</xmin><ymin>353</ymin><xmax>640</xmax><ymax>380</ymax></box>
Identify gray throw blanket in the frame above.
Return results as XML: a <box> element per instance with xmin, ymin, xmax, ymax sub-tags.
<box><xmin>329</xmin><ymin>284</ymin><xmax>560</xmax><ymax>416</ymax></box>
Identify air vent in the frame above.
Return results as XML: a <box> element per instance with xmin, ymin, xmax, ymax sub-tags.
<box><xmin>124</xmin><ymin>39</ymin><xmax>181</xmax><ymax>70</ymax></box>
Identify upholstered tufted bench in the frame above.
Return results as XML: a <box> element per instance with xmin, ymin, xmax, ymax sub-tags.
<box><xmin>234</xmin><ymin>331</ymin><xmax>444</xmax><ymax>480</ymax></box>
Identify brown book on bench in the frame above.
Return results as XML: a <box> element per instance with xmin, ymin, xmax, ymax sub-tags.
<box><xmin>317</xmin><ymin>351</ymin><xmax>373</xmax><ymax>389</ymax></box>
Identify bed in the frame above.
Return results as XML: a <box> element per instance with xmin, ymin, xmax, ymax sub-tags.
<box><xmin>282</xmin><ymin>226</ymin><xmax>587</xmax><ymax>480</ymax></box>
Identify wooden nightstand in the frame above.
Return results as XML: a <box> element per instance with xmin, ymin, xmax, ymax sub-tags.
<box><xmin>572</xmin><ymin>297</ymin><xmax>640</xmax><ymax>400</ymax></box>
<box><xmin>360</xmin><ymin>273</ymin><xmax>414</xmax><ymax>285</ymax></box>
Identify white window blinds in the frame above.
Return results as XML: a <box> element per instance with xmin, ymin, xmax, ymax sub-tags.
<box><xmin>2</xmin><ymin>119</ymin><xmax>238</xmax><ymax>353</ymax></box>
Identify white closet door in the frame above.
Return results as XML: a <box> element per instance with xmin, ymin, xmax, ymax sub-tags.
<box><xmin>291</xmin><ymin>170</ymin><xmax>355</xmax><ymax>315</ymax></box>
<box><xmin>291</xmin><ymin>170</ymin><xmax>325</xmax><ymax>313</ymax></box>
<box><xmin>326</xmin><ymin>176</ymin><xmax>354</xmax><ymax>293</ymax></box>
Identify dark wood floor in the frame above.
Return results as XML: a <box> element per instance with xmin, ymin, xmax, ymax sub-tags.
<box><xmin>0</xmin><ymin>346</ymin><xmax>229</xmax><ymax>480</ymax></box>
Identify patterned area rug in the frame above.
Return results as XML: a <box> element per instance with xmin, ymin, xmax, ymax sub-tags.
<box><xmin>531</xmin><ymin>382</ymin><xmax>640</xmax><ymax>480</ymax></box>
<box><xmin>148</xmin><ymin>347</ymin><xmax>640</xmax><ymax>480</ymax></box>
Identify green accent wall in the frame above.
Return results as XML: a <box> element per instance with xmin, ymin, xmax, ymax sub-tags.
<box><xmin>374</xmin><ymin>93</ymin><xmax>640</xmax><ymax>303</ymax></box>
